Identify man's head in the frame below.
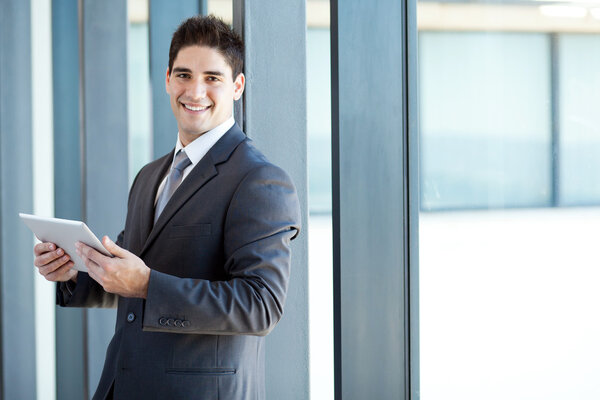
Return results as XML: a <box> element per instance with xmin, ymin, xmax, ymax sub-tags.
<box><xmin>169</xmin><ymin>15</ymin><xmax>244</xmax><ymax>83</ymax></box>
<box><xmin>166</xmin><ymin>15</ymin><xmax>245</xmax><ymax>145</ymax></box>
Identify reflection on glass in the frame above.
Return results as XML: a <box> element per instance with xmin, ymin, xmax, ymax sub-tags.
<box><xmin>127</xmin><ymin>20</ymin><xmax>152</xmax><ymax>183</ymax></box>
<box><xmin>307</xmin><ymin>25</ymin><xmax>335</xmax><ymax>400</ymax></box>
<box><xmin>419</xmin><ymin>1</ymin><xmax>600</xmax><ymax>399</ymax></box>
<box><xmin>559</xmin><ymin>34</ymin><xmax>600</xmax><ymax>205</ymax></box>
<box><xmin>420</xmin><ymin>32</ymin><xmax>551</xmax><ymax>210</ymax></box>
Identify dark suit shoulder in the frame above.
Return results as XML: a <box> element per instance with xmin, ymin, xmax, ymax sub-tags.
<box><xmin>225</xmin><ymin>138</ymin><xmax>276</xmax><ymax>172</ymax></box>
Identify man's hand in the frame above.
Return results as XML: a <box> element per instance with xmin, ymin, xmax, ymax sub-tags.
<box><xmin>34</xmin><ymin>242</ymin><xmax>78</xmax><ymax>282</ymax></box>
<box><xmin>76</xmin><ymin>236</ymin><xmax>151</xmax><ymax>299</ymax></box>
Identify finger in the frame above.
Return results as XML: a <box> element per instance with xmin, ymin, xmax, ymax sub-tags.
<box><xmin>34</xmin><ymin>242</ymin><xmax>56</xmax><ymax>257</ymax></box>
<box><xmin>86</xmin><ymin>261</ymin><xmax>105</xmax><ymax>285</ymax></box>
<box><xmin>76</xmin><ymin>242</ymin><xmax>110</xmax><ymax>267</ymax></box>
<box><xmin>38</xmin><ymin>254</ymin><xmax>71</xmax><ymax>275</ymax></box>
<box><xmin>102</xmin><ymin>236</ymin><xmax>128</xmax><ymax>258</ymax></box>
<box><xmin>44</xmin><ymin>261</ymin><xmax>75</xmax><ymax>281</ymax></box>
<box><xmin>34</xmin><ymin>247</ymin><xmax>67</xmax><ymax>267</ymax></box>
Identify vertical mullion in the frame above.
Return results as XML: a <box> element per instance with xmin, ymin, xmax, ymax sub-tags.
<box><xmin>550</xmin><ymin>33</ymin><xmax>560</xmax><ymax>207</ymax></box>
<box><xmin>78</xmin><ymin>0</ymin><xmax>90</xmax><ymax>394</ymax></box>
<box><xmin>329</xmin><ymin>0</ymin><xmax>342</xmax><ymax>398</ymax></box>
<box><xmin>331</xmin><ymin>0</ymin><xmax>414</xmax><ymax>399</ymax></box>
<box><xmin>52</xmin><ymin>0</ymin><xmax>87</xmax><ymax>398</ymax></box>
<box><xmin>407</xmin><ymin>0</ymin><xmax>420</xmax><ymax>398</ymax></box>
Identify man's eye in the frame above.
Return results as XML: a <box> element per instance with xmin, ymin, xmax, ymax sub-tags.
<box><xmin>207</xmin><ymin>76</ymin><xmax>219</xmax><ymax>82</ymax></box>
<box><xmin>177</xmin><ymin>74</ymin><xmax>190</xmax><ymax>79</ymax></box>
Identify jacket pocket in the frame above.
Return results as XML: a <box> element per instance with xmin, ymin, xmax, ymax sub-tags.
<box><xmin>165</xmin><ymin>367</ymin><xmax>236</xmax><ymax>376</ymax></box>
<box><xmin>168</xmin><ymin>223</ymin><xmax>212</xmax><ymax>238</ymax></box>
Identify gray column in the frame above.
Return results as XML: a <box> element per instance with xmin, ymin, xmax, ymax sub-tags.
<box><xmin>331</xmin><ymin>0</ymin><xmax>418</xmax><ymax>399</ymax></box>
<box><xmin>233</xmin><ymin>1</ymin><xmax>309</xmax><ymax>398</ymax></box>
<box><xmin>408</xmin><ymin>0</ymin><xmax>420</xmax><ymax>397</ymax></box>
<box><xmin>0</xmin><ymin>0</ymin><xmax>37</xmax><ymax>398</ymax></box>
<box><xmin>81</xmin><ymin>0</ymin><xmax>129</xmax><ymax>397</ymax></box>
<box><xmin>52</xmin><ymin>0</ymin><xmax>87</xmax><ymax>398</ymax></box>
<box><xmin>149</xmin><ymin>0</ymin><xmax>206</xmax><ymax>158</ymax></box>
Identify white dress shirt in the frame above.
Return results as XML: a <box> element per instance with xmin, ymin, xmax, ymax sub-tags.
<box><xmin>154</xmin><ymin>116</ymin><xmax>235</xmax><ymax>205</ymax></box>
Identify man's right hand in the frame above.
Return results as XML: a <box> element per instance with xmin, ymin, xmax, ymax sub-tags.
<box><xmin>34</xmin><ymin>242</ymin><xmax>78</xmax><ymax>282</ymax></box>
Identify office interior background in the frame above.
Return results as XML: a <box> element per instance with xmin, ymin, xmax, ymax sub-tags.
<box><xmin>1</xmin><ymin>0</ymin><xmax>600</xmax><ymax>398</ymax></box>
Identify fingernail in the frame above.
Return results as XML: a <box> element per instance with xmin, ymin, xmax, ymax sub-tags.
<box><xmin>49</xmin><ymin>244</ymin><xmax>55</xmax><ymax>250</ymax></box>
<box><xmin>57</xmin><ymin>248</ymin><xmax>63</xmax><ymax>256</ymax></box>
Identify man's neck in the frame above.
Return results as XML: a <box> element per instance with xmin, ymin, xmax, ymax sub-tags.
<box><xmin>178</xmin><ymin>116</ymin><xmax>235</xmax><ymax>148</ymax></box>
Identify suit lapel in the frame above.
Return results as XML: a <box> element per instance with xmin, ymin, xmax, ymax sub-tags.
<box><xmin>135</xmin><ymin>151</ymin><xmax>173</xmax><ymax>252</ymax></box>
<box><xmin>139</xmin><ymin>124</ymin><xmax>246</xmax><ymax>257</ymax></box>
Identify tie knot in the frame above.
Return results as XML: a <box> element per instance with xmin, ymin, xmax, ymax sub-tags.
<box><xmin>173</xmin><ymin>150</ymin><xmax>192</xmax><ymax>172</ymax></box>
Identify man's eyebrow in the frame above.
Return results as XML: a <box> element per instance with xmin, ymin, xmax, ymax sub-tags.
<box><xmin>204</xmin><ymin>71</ymin><xmax>224</xmax><ymax>76</ymax></box>
<box><xmin>172</xmin><ymin>67</ymin><xmax>192</xmax><ymax>74</ymax></box>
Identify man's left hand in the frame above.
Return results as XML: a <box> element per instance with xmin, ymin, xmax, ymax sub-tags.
<box><xmin>76</xmin><ymin>236</ymin><xmax>151</xmax><ymax>299</ymax></box>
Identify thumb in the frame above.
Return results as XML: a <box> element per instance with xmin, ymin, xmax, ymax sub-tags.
<box><xmin>102</xmin><ymin>236</ymin><xmax>128</xmax><ymax>258</ymax></box>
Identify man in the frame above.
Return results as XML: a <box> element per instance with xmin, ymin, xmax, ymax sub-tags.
<box><xmin>33</xmin><ymin>15</ymin><xmax>300</xmax><ymax>399</ymax></box>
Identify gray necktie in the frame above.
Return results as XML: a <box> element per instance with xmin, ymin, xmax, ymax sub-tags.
<box><xmin>154</xmin><ymin>150</ymin><xmax>192</xmax><ymax>223</ymax></box>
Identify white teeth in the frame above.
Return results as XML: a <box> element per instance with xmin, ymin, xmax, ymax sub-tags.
<box><xmin>183</xmin><ymin>104</ymin><xmax>207</xmax><ymax>111</ymax></box>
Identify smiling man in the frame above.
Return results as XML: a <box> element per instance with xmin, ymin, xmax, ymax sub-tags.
<box><xmin>33</xmin><ymin>15</ymin><xmax>300</xmax><ymax>400</ymax></box>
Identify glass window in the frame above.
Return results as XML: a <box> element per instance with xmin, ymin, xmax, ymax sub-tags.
<box><xmin>127</xmin><ymin>18</ymin><xmax>152</xmax><ymax>183</ymax></box>
<box><xmin>307</xmin><ymin>24</ymin><xmax>335</xmax><ymax>400</ymax></box>
<box><xmin>420</xmin><ymin>32</ymin><xmax>551</xmax><ymax>211</ymax></box>
<box><xmin>418</xmin><ymin>1</ymin><xmax>600</xmax><ymax>399</ymax></box>
<box><xmin>558</xmin><ymin>34</ymin><xmax>600</xmax><ymax>205</ymax></box>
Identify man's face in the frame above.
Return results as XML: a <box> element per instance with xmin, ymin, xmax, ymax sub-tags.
<box><xmin>166</xmin><ymin>45</ymin><xmax>244</xmax><ymax>146</ymax></box>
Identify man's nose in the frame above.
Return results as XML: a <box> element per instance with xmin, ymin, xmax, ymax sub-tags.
<box><xmin>188</xmin><ymin>80</ymin><xmax>207</xmax><ymax>99</ymax></box>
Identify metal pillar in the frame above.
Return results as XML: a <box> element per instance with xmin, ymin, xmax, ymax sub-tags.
<box><xmin>52</xmin><ymin>0</ymin><xmax>87</xmax><ymax>398</ymax></box>
<box><xmin>331</xmin><ymin>0</ymin><xmax>419</xmax><ymax>399</ymax></box>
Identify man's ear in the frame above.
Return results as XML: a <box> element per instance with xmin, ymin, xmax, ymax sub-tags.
<box><xmin>233</xmin><ymin>73</ymin><xmax>245</xmax><ymax>101</ymax></box>
<box><xmin>165</xmin><ymin>67</ymin><xmax>171</xmax><ymax>92</ymax></box>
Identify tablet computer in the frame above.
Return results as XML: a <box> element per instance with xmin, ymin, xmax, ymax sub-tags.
<box><xmin>19</xmin><ymin>213</ymin><xmax>112</xmax><ymax>272</ymax></box>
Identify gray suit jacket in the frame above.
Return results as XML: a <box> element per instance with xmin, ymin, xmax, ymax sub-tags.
<box><xmin>57</xmin><ymin>124</ymin><xmax>301</xmax><ymax>399</ymax></box>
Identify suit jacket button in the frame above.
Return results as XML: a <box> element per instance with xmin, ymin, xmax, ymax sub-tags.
<box><xmin>182</xmin><ymin>320</ymin><xmax>190</xmax><ymax>328</ymax></box>
<box><xmin>127</xmin><ymin>312</ymin><xmax>135</xmax><ymax>323</ymax></box>
<box><xmin>174</xmin><ymin>319</ymin><xmax>182</xmax><ymax>327</ymax></box>
<box><xmin>159</xmin><ymin>317</ymin><xmax>167</xmax><ymax>326</ymax></box>
<box><xmin>166</xmin><ymin>318</ymin><xmax>174</xmax><ymax>326</ymax></box>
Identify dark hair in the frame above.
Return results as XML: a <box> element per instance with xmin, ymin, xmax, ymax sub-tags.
<box><xmin>168</xmin><ymin>15</ymin><xmax>244</xmax><ymax>80</ymax></box>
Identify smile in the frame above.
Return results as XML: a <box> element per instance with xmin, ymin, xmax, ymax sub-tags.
<box><xmin>182</xmin><ymin>103</ymin><xmax>210</xmax><ymax>112</ymax></box>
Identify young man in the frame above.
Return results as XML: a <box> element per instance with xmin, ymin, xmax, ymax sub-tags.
<box><xmin>33</xmin><ymin>15</ymin><xmax>300</xmax><ymax>399</ymax></box>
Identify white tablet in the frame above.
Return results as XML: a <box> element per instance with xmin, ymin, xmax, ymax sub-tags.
<box><xmin>20</xmin><ymin>213</ymin><xmax>112</xmax><ymax>272</ymax></box>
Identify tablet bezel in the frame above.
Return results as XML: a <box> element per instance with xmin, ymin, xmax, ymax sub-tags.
<box><xmin>19</xmin><ymin>213</ymin><xmax>112</xmax><ymax>272</ymax></box>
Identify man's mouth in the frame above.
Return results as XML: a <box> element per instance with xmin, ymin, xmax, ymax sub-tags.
<box><xmin>182</xmin><ymin>103</ymin><xmax>210</xmax><ymax>112</ymax></box>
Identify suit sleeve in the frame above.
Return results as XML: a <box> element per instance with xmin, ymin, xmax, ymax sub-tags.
<box><xmin>142</xmin><ymin>164</ymin><xmax>301</xmax><ymax>336</ymax></box>
<box><xmin>56</xmin><ymin>230</ymin><xmax>123</xmax><ymax>308</ymax></box>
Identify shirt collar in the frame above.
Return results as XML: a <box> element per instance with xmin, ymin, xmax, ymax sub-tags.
<box><xmin>173</xmin><ymin>116</ymin><xmax>235</xmax><ymax>166</ymax></box>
